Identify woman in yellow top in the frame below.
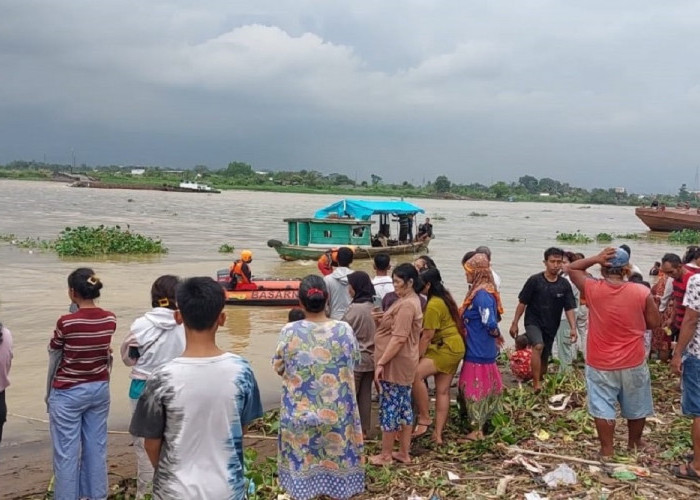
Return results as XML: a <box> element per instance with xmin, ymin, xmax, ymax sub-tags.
<box><xmin>412</xmin><ymin>268</ymin><xmax>466</xmax><ymax>444</ymax></box>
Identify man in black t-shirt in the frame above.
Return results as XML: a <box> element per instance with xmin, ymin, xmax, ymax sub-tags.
<box><xmin>509</xmin><ymin>247</ymin><xmax>577</xmax><ymax>392</ymax></box>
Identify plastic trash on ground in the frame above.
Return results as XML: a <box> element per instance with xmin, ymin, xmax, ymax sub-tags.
<box><xmin>548</xmin><ymin>393</ymin><xmax>572</xmax><ymax>411</ymax></box>
<box><xmin>407</xmin><ymin>489</ymin><xmax>426</xmax><ymax>500</ymax></box>
<box><xmin>446</xmin><ymin>471</ymin><xmax>460</xmax><ymax>482</ymax></box>
<box><xmin>542</xmin><ymin>463</ymin><xmax>578</xmax><ymax>488</ymax></box>
<box><xmin>524</xmin><ymin>491</ymin><xmax>548</xmax><ymax>500</ymax></box>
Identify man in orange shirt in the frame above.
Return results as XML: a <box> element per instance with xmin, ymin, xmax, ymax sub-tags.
<box><xmin>569</xmin><ymin>247</ymin><xmax>660</xmax><ymax>458</ymax></box>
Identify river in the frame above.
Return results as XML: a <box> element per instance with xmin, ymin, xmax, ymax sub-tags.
<box><xmin>0</xmin><ymin>179</ymin><xmax>677</xmax><ymax>447</ymax></box>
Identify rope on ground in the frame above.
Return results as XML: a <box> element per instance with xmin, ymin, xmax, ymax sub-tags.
<box><xmin>9</xmin><ymin>412</ymin><xmax>130</xmax><ymax>435</ymax></box>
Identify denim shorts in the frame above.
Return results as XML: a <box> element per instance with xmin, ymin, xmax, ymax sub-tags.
<box><xmin>585</xmin><ymin>363</ymin><xmax>654</xmax><ymax>420</ymax></box>
<box><xmin>682</xmin><ymin>356</ymin><xmax>700</xmax><ymax>417</ymax></box>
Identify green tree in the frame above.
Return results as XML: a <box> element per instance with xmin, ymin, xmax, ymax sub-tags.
<box><xmin>489</xmin><ymin>181</ymin><xmax>510</xmax><ymax>199</ymax></box>
<box><xmin>518</xmin><ymin>175</ymin><xmax>539</xmax><ymax>193</ymax></box>
<box><xmin>225</xmin><ymin>161</ymin><xmax>253</xmax><ymax>177</ymax></box>
<box><xmin>434</xmin><ymin>175</ymin><xmax>451</xmax><ymax>193</ymax></box>
<box><xmin>679</xmin><ymin>183</ymin><xmax>690</xmax><ymax>202</ymax></box>
<box><xmin>371</xmin><ymin>174</ymin><xmax>382</xmax><ymax>186</ymax></box>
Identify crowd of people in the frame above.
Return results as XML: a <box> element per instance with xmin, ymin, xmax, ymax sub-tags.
<box><xmin>2</xmin><ymin>238</ymin><xmax>700</xmax><ymax>499</ymax></box>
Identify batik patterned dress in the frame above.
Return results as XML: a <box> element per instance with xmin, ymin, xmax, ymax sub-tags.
<box><xmin>273</xmin><ymin>319</ymin><xmax>364</xmax><ymax>500</ymax></box>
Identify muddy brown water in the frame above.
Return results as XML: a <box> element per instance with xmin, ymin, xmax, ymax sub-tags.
<box><xmin>0</xmin><ymin>179</ymin><xmax>677</xmax><ymax>447</ymax></box>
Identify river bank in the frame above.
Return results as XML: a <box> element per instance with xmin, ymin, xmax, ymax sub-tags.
<box><xmin>5</xmin><ymin>362</ymin><xmax>698</xmax><ymax>499</ymax></box>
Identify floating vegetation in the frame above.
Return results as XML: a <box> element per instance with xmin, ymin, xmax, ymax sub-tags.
<box><xmin>218</xmin><ymin>243</ymin><xmax>235</xmax><ymax>253</ymax></box>
<box><xmin>53</xmin><ymin>225</ymin><xmax>167</xmax><ymax>256</ymax></box>
<box><xmin>616</xmin><ymin>232</ymin><xmax>642</xmax><ymax>240</ymax></box>
<box><xmin>0</xmin><ymin>233</ymin><xmax>53</xmax><ymax>251</ymax></box>
<box><xmin>669</xmin><ymin>229</ymin><xmax>700</xmax><ymax>245</ymax></box>
<box><xmin>505</xmin><ymin>237</ymin><xmax>522</xmax><ymax>243</ymax></box>
<box><xmin>578</xmin><ymin>205</ymin><xmax>592</xmax><ymax>209</ymax></box>
<box><xmin>468</xmin><ymin>212</ymin><xmax>488</xmax><ymax>217</ymax></box>
<box><xmin>595</xmin><ymin>232</ymin><xmax>613</xmax><ymax>243</ymax></box>
<box><xmin>556</xmin><ymin>231</ymin><xmax>593</xmax><ymax>244</ymax></box>
<box><xmin>431</xmin><ymin>214</ymin><xmax>447</xmax><ymax>221</ymax></box>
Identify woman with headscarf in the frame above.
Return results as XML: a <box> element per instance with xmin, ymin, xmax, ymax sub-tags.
<box><xmin>342</xmin><ymin>271</ymin><xmax>377</xmax><ymax>437</ymax></box>
<box><xmin>412</xmin><ymin>268</ymin><xmax>465</xmax><ymax>444</ymax></box>
<box><xmin>458</xmin><ymin>253</ymin><xmax>504</xmax><ymax>441</ymax></box>
<box><xmin>273</xmin><ymin>275</ymin><xmax>364</xmax><ymax>500</ymax></box>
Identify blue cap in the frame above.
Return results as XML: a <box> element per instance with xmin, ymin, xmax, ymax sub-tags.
<box><xmin>609</xmin><ymin>248</ymin><xmax>629</xmax><ymax>268</ymax></box>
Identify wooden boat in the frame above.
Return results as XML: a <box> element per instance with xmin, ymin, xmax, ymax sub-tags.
<box><xmin>216</xmin><ymin>270</ymin><xmax>299</xmax><ymax>306</ymax></box>
<box><xmin>635</xmin><ymin>207</ymin><xmax>700</xmax><ymax>232</ymax></box>
<box><xmin>267</xmin><ymin>199</ymin><xmax>431</xmax><ymax>261</ymax></box>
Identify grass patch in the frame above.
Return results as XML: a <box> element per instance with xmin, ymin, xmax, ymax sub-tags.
<box><xmin>468</xmin><ymin>212</ymin><xmax>488</xmax><ymax>217</ymax></box>
<box><xmin>54</xmin><ymin>225</ymin><xmax>167</xmax><ymax>256</ymax></box>
<box><xmin>556</xmin><ymin>231</ymin><xmax>593</xmax><ymax>244</ymax></box>
<box><xmin>669</xmin><ymin>229</ymin><xmax>700</xmax><ymax>245</ymax></box>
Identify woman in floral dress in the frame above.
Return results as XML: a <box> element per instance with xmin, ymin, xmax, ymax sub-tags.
<box><xmin>458</xmin><ymin>253</ymin><xmax>505</xmax><ymax>441</ymax></box>
<box><xmin>273</xmin><ymin>275</ymin><xmax>364</xmax><ymax>500</ymax></box>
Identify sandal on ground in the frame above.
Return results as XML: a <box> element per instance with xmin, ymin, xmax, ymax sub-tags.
<box><xmin>672</xmin><ymin>461</ymin><xmax>700</xmax><ymax>481</ymax></box>
<box><xmin>412</xmin><ymin>420</ymin><xmax>432</xmax><ymax>437</ymax></box>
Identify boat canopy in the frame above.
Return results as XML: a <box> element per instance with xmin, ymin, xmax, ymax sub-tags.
<box><xmin>314</xmin><ymin>199</ymin><xmax>425</xmax><ymax>221</ymax></box>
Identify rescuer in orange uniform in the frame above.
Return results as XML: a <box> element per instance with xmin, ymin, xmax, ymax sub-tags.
<box><xmin>229</xmin><ymin>250</ymin><xmax>254</xmax><ymax>289</ymax></box>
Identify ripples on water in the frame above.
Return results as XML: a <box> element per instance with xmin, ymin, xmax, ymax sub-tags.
<box><xmin>0</xmin><ymin>180</ymin><xmax>679</xmax><ymax>445</ymax></box>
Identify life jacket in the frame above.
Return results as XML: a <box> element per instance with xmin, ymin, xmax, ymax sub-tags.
<box><xmin>229</xmin><ymin>260</ymin><xmax>251</xmax><ymax>284</ymax></box>
<box><xmin>317</xmin><ymin>249</ymin><xmax>339</xmax><ymax>276</ymax></box>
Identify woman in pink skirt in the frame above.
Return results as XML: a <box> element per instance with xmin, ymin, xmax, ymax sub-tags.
<box><xmin>458</xmin><ymin>253</ymin><xmax>504</xmax><ymax>440</ymax></box>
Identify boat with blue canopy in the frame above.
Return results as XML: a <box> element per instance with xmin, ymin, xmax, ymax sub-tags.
<box><xmin>267</xmin><ymin>198</ymin><xmax>431</xmax><ymax>261</ymax></box>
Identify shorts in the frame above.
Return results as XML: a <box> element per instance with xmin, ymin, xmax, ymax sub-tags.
<box><xmin>585</xmin><ymin>363</ymin><xmax>654</xmax><ymax>420</ymax></box>
<box><xmin>378</xmin><ymin>381</ymin><xmax>413</xmax><ymax>432</ymax></box>
<box><xmin>525</xmin><ymin>324</ymin><xmax>556</xmax><ymax>347</ymax></box>
<box><xmin>682</xmin><ymin>356</ymin><xmax>700</xmax><ymax>417</ymax></box>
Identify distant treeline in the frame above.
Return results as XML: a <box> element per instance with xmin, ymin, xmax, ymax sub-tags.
<box><xmin>0</xmin><ymin>160</ymin><xmax>690</xmax><ymax>206</ymax></box>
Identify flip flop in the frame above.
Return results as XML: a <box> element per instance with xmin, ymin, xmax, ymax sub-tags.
<box><xmin>412</xmin><ymin>420</ymin><xmax>432</xmax><ymax>438</ymax></box>
<box><xmin>672</xmin><ymin>461</ymin><xmax>700</xmax><ymax>481</ymax></box>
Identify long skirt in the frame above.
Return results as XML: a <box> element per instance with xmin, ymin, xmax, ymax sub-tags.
<box><xmin>457</xmin><ymin>361</ymin><xmax>503</xmax><ymax>431</ymax></box>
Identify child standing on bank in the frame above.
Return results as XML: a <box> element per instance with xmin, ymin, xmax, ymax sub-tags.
<box><xmin>130</xmin><ymin>277</ymin><xmax>263</xmax><ymax>499</ymax></box>
<box><xmin>510</xmin><ymin>334</ymin><xmax>534</xmax><ymax>382</ymax></box>
<box><xmin>120</xmin><ymin>275</ymin><xmax>185</xmax><ymax>499</ymax></box>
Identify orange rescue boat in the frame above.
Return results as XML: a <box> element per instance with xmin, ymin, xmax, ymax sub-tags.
<box><xmin>216</xmin><ymin>269</ymin><xmax>300</xmax><ymax>306</ymax></box>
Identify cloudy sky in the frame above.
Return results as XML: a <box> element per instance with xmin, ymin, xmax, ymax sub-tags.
<box><xmin>2</xmin><ymin>1</ymin><xmax>699</xmax><ymax>193</ymax></box>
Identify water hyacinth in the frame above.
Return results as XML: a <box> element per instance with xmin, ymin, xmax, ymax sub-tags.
<box><xmin>53</xmin><ymin>225</ymin><xmax>167</xmax><ymax>256</ymax></box>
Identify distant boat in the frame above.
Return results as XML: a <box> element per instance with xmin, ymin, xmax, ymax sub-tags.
<box><xmin>267</xmin><ymin>198</ymin><xmax>431</xmax><ymax>261</ymax></box>
<box><xmin>178</xmin><ymin>181</ymin><xmax>220</xmax><ymax>193</ymax></box>
<box><xmin>70</xmin><ymin>180</ymin><xmax>220</xmax><ymax>193</ymax></box>
<box><xmin>635</xmin><ymin>207</ymin><xmax>700</xmax><ymax>231</ymax></box>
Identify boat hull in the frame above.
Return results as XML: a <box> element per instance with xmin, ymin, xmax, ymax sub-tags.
<box><xmin>635</xmin><ymin>207</ymin><xmax>700</xmax><ymax>232</ymax></box>
<box><xmin>216</xmin><ymin>270</ymin><xmax>299</xmax><ymax>306</ymax></box>
<box><xmin>267</xmin><ymin>239</ymin><xmax>431</xmax><ymax>261</ymax></box>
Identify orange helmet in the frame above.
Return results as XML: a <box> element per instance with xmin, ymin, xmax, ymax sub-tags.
<box><xmin>241</xmin><ymin>250</ymin><xmax>253</xmax><ymax>262</ymax></box>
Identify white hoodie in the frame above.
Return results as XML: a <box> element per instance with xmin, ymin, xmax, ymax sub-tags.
<box><xmin>120</xmin><ymin>307</ymin><xmax>186</xmax><ymax>380</ymax></box>
<box><xmin>324</xmin><ymin>267</ymin><xmax>354</xmax><ymax>320</ymax></box>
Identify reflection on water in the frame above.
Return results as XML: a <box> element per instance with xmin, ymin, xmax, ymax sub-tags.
<box><xmin>0</xmin><ymin>180</ymin><xmax>681</xmax><ymax>447</ymax></box>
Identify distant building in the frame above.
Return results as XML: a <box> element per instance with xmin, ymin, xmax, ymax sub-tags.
<box><xmin>130</xmin><ymin>168</ymin><xmax>145</xmax><ymax>176</ymax></box>
<box><xmin>539</xmin><ymin>192</ymin><xmax>550</xmax><ymax>197</ymax></box>
<box><xmin>614</xmin><ymin>187</ymin><xmax>626</xmax><ymax>194</ymax></box>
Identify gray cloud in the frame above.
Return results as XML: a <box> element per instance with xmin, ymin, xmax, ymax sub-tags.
<box><xmin>1</xmin><ymin>1</ymin><xmax>700</xmax><ymax>193</ymax></box>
